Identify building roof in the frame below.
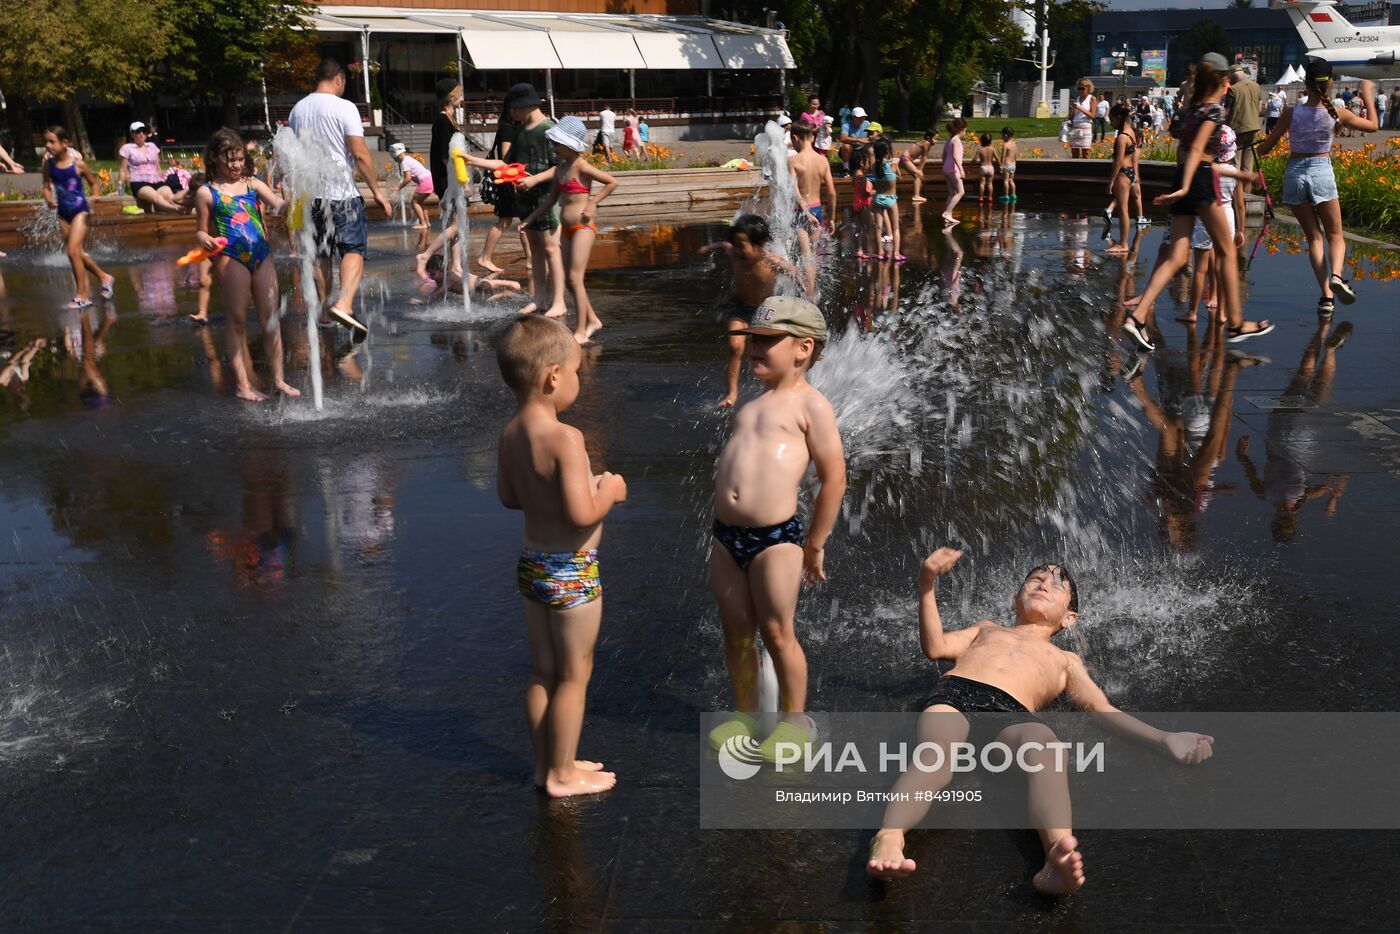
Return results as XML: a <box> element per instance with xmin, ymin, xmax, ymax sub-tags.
<box><xmin>312</xmin><ymin>6</ymin><xmax>795</xmax><ymax>69</ymax></box>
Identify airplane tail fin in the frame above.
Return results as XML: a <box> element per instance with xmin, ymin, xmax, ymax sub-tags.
<box><xmin>1277</xmin><ymin>0</ymin><xmax>1353</xmax><ymax>52</ymax></box>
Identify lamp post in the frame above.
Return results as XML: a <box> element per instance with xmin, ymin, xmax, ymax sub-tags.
<box><xmin>1015</xmin><ymin>0</ymin><xmax>1057</xmax><ymax>117</ymax></box>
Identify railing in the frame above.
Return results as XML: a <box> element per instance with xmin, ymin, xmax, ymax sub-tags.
<box><xmin>260</xmin><ymin>101</ymin><xmax>373</xmax><ymax>127</ymax></box>
<box><xmin>460</xmin><ymin>94</ymin><xmax>784</xmax><ymax>124</ymax></box>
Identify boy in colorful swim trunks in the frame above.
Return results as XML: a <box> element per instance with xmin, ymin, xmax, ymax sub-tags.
<box><xmin>707</xmin><ymin>296</ymin><xmax>847</xmax><ymax>762</ymax></box>
<box><xmin>698</xmin><ymin>214</ymin><xmax>806</xmax><ymax>408</ymax></box>
<box><xmin>496</xmin><ymin>315</ymin><xmax>628</xmax><ymax>798</ymax></box>
<box><xmin>867</xmin><ymin>548</ymin><xmax>1215</xmax><ymax>894</ymax></box>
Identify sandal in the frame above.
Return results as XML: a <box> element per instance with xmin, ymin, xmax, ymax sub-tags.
<box><xmin>1325</xmin><ymin>321</ymin><xmax>1353</xmax><ymax>352</ymax></box>
<box><xmin>1226</xmin><ymin>321</ymin><xmax>1275</xmax><ymax>344</ymax></box>
<box><xmin>65</xmin><ymin>297</ymin><xmax>93</xmax><ymax>310</ymax></box>
<box><xmin>1123</xmin><ymin>314</ymin><xmax>1155</xmax><ymax>352</ymax></box>
<box><xmin>1329</xmin><ymin>274</ymin><xmax>1356</xmax><ymax>304</ymax></box>
<box><xmin>1316</xmin><ymin>297</ymin><xmax>1334</xmax><ymax>319</ymax></box>
<box><xmin>1121</xmin><ymin>352</ymin><xmax>1148</xmax><ymax>382</ymax></box>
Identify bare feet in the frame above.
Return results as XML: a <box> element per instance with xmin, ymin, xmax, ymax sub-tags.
<box><xmin>1175</xmin><ymin>313</ymin><xmax>1198</xmax><ymax>323</ymax></box>
<box><xmin>1105</xmin><ymin>243</ymin><xmax>1128</xmax><ymax>254</ymax></box>
<box><xmin>275</xmin><ymin>380</ymin><xmax>302</xmax><ymax>398</ymax></box>
<box><xmin>911</xmin><ymin>196</ymin><xmax>928</xmax><ymax>203</ymax></box>
<box><xmin>1032</xmin><ymin>835</ymin><xmax>1085</xmax><ymax>895</ymax></box>
<box><xmin>544</xmin><ymin>765</ymin><xmax>617</xmax><ymax>798</ymax></box>
<box><xmin>718</xmin><ymin>393</ymin><xmax>737</xmax><ymax>408</ymax></box>
<box><xmin>542</xmin><ymin>303</ymin><xmax>568</xmax><ymax>319</ymax></box>
<box><xmin>236</xmin><ymin>385</ymin><xmax>269</xmax><ymax>402</ymax></box>
<box><xmin>942</xmin><ymin>214</ymin><xmax>957</xmax><ymax>226</ymax></box>
<box><xmin>867</xmin><ymin>830</ymin><xmax>917</xmax><ymax>879</ymax></box>
<box><xmin>534</xmin><ymin>760</ymin><xmax>605</xmax><ymax>788</ymax></box>
<box><xmin>414</xmin><ymin>252</ymin><xmax>430</xmax><ymax>280</ymax></box>
<box><xmin>477</xmin><ymin>256</ymin><xmax>504</xmax><ymax>274</ymax></box>
<box><xmin>411</xmin><ymin>223</ymin><xmax>428</xmax><ymax>230</ymax></box>
<box><xmin>584</xmin><ymin>322</ymin><xmax>603</xmax><ymax>341</ymax></box>
<box><xmin>518</xmin><ymin>302</ymin><xmax>538</xmax><ymax>316</ymax></box>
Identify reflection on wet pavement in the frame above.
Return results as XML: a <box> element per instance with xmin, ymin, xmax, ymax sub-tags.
<box><xmin>1</xmin><ymin>205</ymin><xmax>1399</xmax><ymax>926</ymax></box>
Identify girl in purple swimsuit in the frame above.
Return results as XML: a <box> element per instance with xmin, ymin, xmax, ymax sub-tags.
<box><xmin>41</xmin><ymin>126</ymin><xmax>113</xmax><ymax>310</ymax></box>
<box><xmin>194</xmin><ymin>128</ymin><xmax>299</xmax><ymax>402</ymax></box>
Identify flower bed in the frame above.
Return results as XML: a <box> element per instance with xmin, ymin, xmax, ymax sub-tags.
<box><xmin>1258</xmin><ymin>139</ymin><xmax>1400</xmax><ymax>237</ymax></box>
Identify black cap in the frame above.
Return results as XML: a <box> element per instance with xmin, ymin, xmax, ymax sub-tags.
<box><xmin>1304</xmin><ymin>58</ymin><xmax>1333</xmax><ymax>82</ymax></box>
<box><xmin>505</xmin><ymin>83</ymin><xmax>543</xmax><ymax>110</ymax></box>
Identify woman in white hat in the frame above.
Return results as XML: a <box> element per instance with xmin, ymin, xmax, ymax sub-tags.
<box><xmin>517</xmin><ymin>115</ymin><xmax>618</xmax><ymax>344</ymax></box>
<box><xmin>388</xmin><ymin>142</ymin><xmax>434</xmax><ymax>229</ymax></box>
<box><xmin>118</xmin><ymin>123</ymin><xmax>182</xmax><ymax>213</ymax></box>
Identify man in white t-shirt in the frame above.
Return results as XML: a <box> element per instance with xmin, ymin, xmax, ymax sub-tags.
<box><xmin>288</xmin><ymin>58</ymin><xmax>393</xmax><ymax>334</ymax></box>
<box><xmin>1094</xmin><ymin>96</ymin><xmax>1111</xmax><ymax>141</ymax></box>
<box><xmin>598</xmin><ymin>104</ymin><xmax>616</xmax><ymax>162</ymax></box>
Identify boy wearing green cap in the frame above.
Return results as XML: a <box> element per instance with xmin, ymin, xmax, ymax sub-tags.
<box><xmin>707</xmin><ymin>296</ymin><xmax>847</xmax><ymax>761</ymax></box>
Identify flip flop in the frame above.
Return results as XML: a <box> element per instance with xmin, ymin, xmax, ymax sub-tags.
<box><xmin>328</xmin><ymin>306</ymin><xmax>368</xmax><ymax>334</ymax></box>
<box><xmin>707</xmin><ymin>712</ymin><xmax>759</xmax><ymax>752</ymax></box>
<box><xmin>1329</xmin><ymin>274</ymin><xmax>1356</xmax><ymax>304</ymax></box>
<box><xmin>1226</xmin><ymin>322</ymin><xmax>1275</xmax><ymax>344</ymax></box>
<box><xmin>1123</xmin><ymin>315</ymin><xmax>1155</xmax><ymax>352</ymax></box>
<box><xmin>759</xmin><ymin>716</ymin><xmax>817</xmax><ymax>764</ymax></box>
<box><xmin>65</xmin><ymin>297</ymin><xmax>93</xmax><ymax>310</ymax></box>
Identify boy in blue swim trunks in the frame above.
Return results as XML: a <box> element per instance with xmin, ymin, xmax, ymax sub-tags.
<box><xmin>496</xmin><ymin>315</ymin><xmax>628</xmax><ymax>797</ymax></box>
<box><xmin>708</xmin><ymin>296</ymin><xmax>846</xmax><ymax>761</ymax></box>
<box><xmin>867</xmin><ymin>548</ymin><xmax>1215</xmax><ymax>895</ymax></box>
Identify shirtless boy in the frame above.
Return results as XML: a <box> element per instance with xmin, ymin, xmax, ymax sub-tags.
<box><xmin>867</xmin><ymin>548</ymin><xmax>1214</xmax><ymax>893</ymax></box>
<box><xmin>699</xmin><ymin>214</ymin><xmax>806</xmax><ymax>408</ymax></box>
<box><xmin>496</xmin><ymin>315</ymin><xmax>628</xmax><ymax>797</ymax></box>
<box><xmin>706</xmin><ymin>296</ymin><xmax>847</xmax><ymax>760</ymax></box>
<box><xmin>998</xmin><ymin>127</ymin><xmax>1019</xmax><ymax>203</ymax></box>
<box><xmin>789</xmin><ymin>123</ymin><xmax>835</xmax><ymax>293</ymax></box>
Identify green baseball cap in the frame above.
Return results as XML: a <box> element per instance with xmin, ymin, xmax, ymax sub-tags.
<box><xmin>730</xmin><ymin>295</ymin><xmax>828</xmax><ymax>341</ymax></box>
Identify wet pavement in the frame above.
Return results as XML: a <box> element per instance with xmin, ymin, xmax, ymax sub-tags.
<box><xmin>1</xmin><ymin>203</ymin><xmax>1399</xmax><ymax>929</ymax></box>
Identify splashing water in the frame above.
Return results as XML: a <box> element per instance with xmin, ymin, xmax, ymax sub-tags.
<box><xmin>20</xmin><ymin>204</ymin><xmax>62</xmax><ymax>252</ymax></box>
<box><xmin>386</xmin><ymin>160</ymin><xmax>410</xmax><ymax>225</ymax></box>
<box><xmin>747</xmin><ymin>121</ymin><xmax>804</xmax><ymax>297</ymax></box>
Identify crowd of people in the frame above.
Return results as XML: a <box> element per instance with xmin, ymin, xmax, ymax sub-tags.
<box><xmin>1</xmin><ymin>39</ymin><xmax>1391</xmax><ymax>906</ymax></box>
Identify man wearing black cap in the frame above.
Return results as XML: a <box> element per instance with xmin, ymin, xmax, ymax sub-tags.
<box><xmin>504</xmin><ymin>83</ymin><xmax>566</xmax><ymax>317</ymax></box>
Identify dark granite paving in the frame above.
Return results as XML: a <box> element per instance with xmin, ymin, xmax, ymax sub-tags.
<box><xmin>1</xmin><ymin>206</ymin><xmax>1398</xmax><ymax>929</ymax></box>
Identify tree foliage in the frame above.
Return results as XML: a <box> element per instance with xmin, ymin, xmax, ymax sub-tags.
<box><xmin>1171</xmin><ymin>17</ymin><xmax>1234</xmax><ymax>83</ymax></box>
<box><xmin>163</xmin><ymin>0</ymin><xmax>317</xmax><ymax>124</ymax></box>
<box><xmin>0</xmin><ymin>0</ymin><xmax>177</xmax><ymax>154</ymax></box>
<box><xmin>0</xmin><ymin>0</ymin><xmax>175</xmax><ymax>103</ymax></box>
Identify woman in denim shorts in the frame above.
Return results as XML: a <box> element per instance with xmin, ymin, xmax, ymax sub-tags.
<box><xmin>1258</xmin><ymin>62</ymin><xmax>1378</xmax><ymax>318</ymax></box>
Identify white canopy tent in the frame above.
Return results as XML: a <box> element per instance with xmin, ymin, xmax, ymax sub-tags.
<box><xmin>310</xmin><ymin>7</ymin><xmax>795</xmax><ymax>118</ymax></box>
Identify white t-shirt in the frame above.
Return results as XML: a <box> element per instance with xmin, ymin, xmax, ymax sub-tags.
<box><xmin>1096</xmin><ymin>98</ymin><xmax>1110</xmax><ymax>120</ymax></box>
<box><xmin>599</xmin><ymin>108</ymin><xmax>616</xmax><ymax>135</ymax></box>
<box><xmin>288</xmin><ymin>92</ymin><xmax>364</xmax><ymax>201</ymax></box>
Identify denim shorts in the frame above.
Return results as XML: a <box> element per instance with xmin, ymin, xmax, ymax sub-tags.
<box><xmin>311</xmin><ymin>197</ymin><xmax>368</xmax><ymax>258</ymax></box>
<box><xmin>1282</xmin><ymin>157</ymin><xmax>1338</xmax><ymax>206</ymax></box>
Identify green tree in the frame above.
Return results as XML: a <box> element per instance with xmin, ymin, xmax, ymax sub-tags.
<box><xmin>0</xmin><ymin>0</ymin><xmax>176</xmax><ymax>157</ymax></box>
<box><xmin>1171</xmin><ymin>17</ymin><xmax>1233</xmax><ymax>83</ymax></box>
<box><xmin>165</xmin><ymin>0</ymin><xmax>318</xmax><ymax>130</ymax></box>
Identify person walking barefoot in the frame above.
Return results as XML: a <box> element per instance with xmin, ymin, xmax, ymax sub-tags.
<box><xmin>519</xmin><ymin>116</ymin><xmax>618</xmax><ymax>344</ymax></box>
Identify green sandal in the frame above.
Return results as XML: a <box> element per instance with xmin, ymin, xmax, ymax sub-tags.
<box><xmin>708</xmin><ymin>711</ymin><xmax>759</xmax><ymax>751</ymax></box>
<box><xmin>759</xmin><ymin>717</ymin><xmax>816</xmax><ymax>763</ymax></box>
